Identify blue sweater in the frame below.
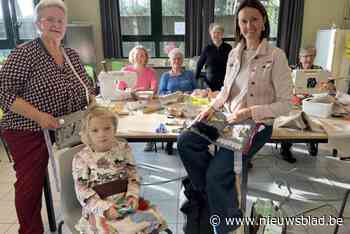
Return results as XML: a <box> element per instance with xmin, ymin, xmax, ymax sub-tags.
<box><xmin>158</xmin><ymin>70</ymin><xmax>197</xmax><ymax>95</ymax></box>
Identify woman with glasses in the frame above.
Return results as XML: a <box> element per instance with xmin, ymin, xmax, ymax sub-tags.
<box><xmin>122</xmin><ymin>46</ymin><xmax>158</xmax><ymax>94</ymax></box>
<box><xmin>159</xmin><ymin>48</ymin><xmax>197</xmax><ymax>155</ymax></box>
<box><xmin>122</xmin><ymin>46</ymin><xmax>158</xmax><ymax>152</ymax></box>
<box><xmin>0</xmin><ymin>0</ymin><xmax>95</xmax><ymax>233</ymax></box>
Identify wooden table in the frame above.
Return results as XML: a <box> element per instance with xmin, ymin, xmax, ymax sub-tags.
<box><xmin>116</xmin><ymin>112</ymin><xmax>330</xmax><ymax>157</ymax></box>
<box><xmin>117</xmin><ymin>112</ymin><xmax>327</xmax><ymax>141</ymax></box>
<box><xmin>117</xmin><ymin>113</ymin><xmax>179</xmax><ymax>142</ymax></box>
<box><xmin>271</xmin><ymin>127</ymin><xmax>328</xmax><ymax>142</ymax></box>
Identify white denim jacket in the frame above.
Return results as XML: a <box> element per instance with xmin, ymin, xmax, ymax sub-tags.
<box><xmin>210</xmin><ymin>39</ymin><xmax>292</xmax><ymax>122</ymax></box>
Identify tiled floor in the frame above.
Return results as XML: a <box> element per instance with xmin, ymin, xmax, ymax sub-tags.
<box><xmin>0</xmin><ymin>141</ymin><xmax>349</xmax><ymax>234</ymax></box>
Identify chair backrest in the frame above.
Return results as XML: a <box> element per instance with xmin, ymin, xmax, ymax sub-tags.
<box><xmin>58</xmin><ymin>144</ymin><xmax>85</xmax><ymax>229</ymax></box>
<box><xmin>111</xmin><ymin>60</ymin><xmax>125</xmax><ymax>71</ymax></box>
<box><xmin>84</xmin><ymin>65</ymin><xmax>95</xmax><ymax>81</ymax></box>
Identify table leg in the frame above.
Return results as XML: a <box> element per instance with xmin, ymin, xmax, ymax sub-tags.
<box><xmin>307</xmin><ymin>142</ymin><xmax>318</xmax><ymax>156</ymax></box>
<box><xmin>43</xmin><ymin>171</ymin><xmax>57</xmax><ymax>232</ymax></box>
<box><xmin>334</xmin><ymin>190</ymin><xmax>350</xmax><ymax>234</ymax></box>
<box><xmin>241</xmin><ymin>159</ymin><xmax>249</xmax><ymax>234</ymax></box>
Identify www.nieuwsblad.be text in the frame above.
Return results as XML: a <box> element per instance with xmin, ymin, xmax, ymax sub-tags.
<box><xmin>209</xmin><ymin>214</ymin><xmax>344</xmax><ymax>227</ymax></box>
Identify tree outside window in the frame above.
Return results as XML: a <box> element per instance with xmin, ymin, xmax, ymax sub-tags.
<box><xmin>214</xmin><ymin>0</ymin><xmax>280</xmax><ymax>43</ymax></box>
<box><xmin>119</xmin><ymin>0</ymin><xmax>185</xmax><ymax>58</ymax></box>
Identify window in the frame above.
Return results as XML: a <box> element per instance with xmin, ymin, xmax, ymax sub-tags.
<box><xmin>0</xmin><ymin>0</ymin><xmax>37</xmax><ymax>56</ymax></box>
<box><xmin>214</xmin><ymin>0</ymin><xmax>280</xmax><ymax>43</ymax></box>
<box><xmin>214</xmin><ymin>0</ymin><xmax>236</xmax><ymax>39</ymax></box>
<box><xmin>119</xmin><ymin>0</ymin><xmax>151</xmax><ymax>36</ymax></box>
<box><xmin>161</xmin><ymin>0</ymin><xmax>185</xmax><ymax>35</ymax></box>
<box><xmin>119</xmin><ymin>0</ymin><xmax>185</xmax><ymax>58</ymax></box>
<box><xmin>15</xmin><ymin>0</ymin><xmax>36</xmax><ymax>40</ymax></box>
<box><xmin>261</xmin><ymin>0</ymin><xmax>280</xmax><ymax>40</ymax></box>
<box><xmin>0</xmin><ymin>1</ymin><xmax>6</xmax><ymax>40</ymax></box>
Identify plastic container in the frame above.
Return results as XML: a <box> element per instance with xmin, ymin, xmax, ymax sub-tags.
<box><xmin>302</xmin><ymin>98</ymin><xmax>333</xmax><ymax>118</ymax></box>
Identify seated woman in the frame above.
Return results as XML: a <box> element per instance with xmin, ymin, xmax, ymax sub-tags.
<box><xmin>122</xmin><ymin>46</ymin><xmax>158</xmax><ymax>152</ymax></box>
<box><xmin>177</xmin><ymin>0</ymin><xmax>292</xmax><ymax>233</ymax></box>
<box><xmin>159</xmin><ymin>48</ymin><xmax>196</xmax><ymax>96</ymax></box>
<box><xmin>159</xmin><ymin>48</ymin><xmax>197</xmax><ymax>155</ymax></box>
<box><xmin>73</xmin><ymin>105</ymin><xmax>167</xmax><ymax>234</ymax></box>
<box><xmin>122</xmin><ymin>46</ymin><xmax>158</xmax><ymax>93</ymax></box>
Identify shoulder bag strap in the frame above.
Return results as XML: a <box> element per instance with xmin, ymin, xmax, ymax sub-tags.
<box><xmin>62</xmin><ymin>48</ymin><xmax>90</xmax><ymax>105</ymax></box>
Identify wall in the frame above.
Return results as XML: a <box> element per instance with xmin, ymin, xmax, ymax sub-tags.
<box><xmin>65</xmin><ymin>0</ymin><xmax>103</xmax><ymax>71</ymax></box>
<box><xmin>302</xmin><ymin>0</ymin><xmax>347</xmax><ymax>46</ymax></box>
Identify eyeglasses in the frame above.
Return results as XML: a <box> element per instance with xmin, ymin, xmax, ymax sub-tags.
<box><xmin>41</xmin><ymin>16</ymin><xmax>66</xmax><ymax>25</ymax></box>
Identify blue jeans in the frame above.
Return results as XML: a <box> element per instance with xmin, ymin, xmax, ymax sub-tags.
<box><xmin>177</xmin><ymin>125</ymin><xmax>273</xmax><ymax>234</ymax></box>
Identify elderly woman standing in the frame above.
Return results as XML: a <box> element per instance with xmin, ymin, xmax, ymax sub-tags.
<box><xmin>0</xmin><ymin>0</ymin><xmax>95</xmax><ymax>233</ymax></box>
<box><xmin>177</xmin><ymin>0</ymin><xmax>292</xmax><ymax>233</ymax></box>
<box><xmin>159</xmin><ymin>48</ymin><xmax>196</xmax><ymax>95</ymax></box>
<box><xmin>195</xmin><ymin>23</ymin><xmax>232</xmax><ymax>91</ymax></box>
<box><xmin>122</xmin><ymin>45</ymin><xmax>158</xmax><ymax>93</ymax></box>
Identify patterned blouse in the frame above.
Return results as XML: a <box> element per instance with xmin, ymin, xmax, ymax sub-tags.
<box><xmin>0</xmin><ymin>38</ymin><xmax>95</xmax><ymax>131</ymax></box>
<box><xmin>72</xmin><ymin>139</ymin><xmax>140</xmax><ymax>219</ymax></box>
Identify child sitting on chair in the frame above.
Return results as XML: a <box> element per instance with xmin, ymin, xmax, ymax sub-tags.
<box><xmin>73</xmin><ymin>105</ymin><xmax>167</xmax><ymax>234</ymax></box>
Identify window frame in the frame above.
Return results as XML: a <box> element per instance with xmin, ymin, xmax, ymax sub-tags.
<box><xmin>0</xmin><ymin>0</ymin><xmax>16</xmax><ymax>49</ymax></box>
<box><xmin>0</xmin><ymin>0</ymin><xmax>37</xmax><ymax>49</ymax></box>
<box><xmin>120</xmin><ymin>0</ymin><xmax>185</xmax><ymax>58</ymax></box>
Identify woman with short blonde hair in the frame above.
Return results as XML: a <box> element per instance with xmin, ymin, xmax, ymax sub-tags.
<box><xmin>122</xmin><ymin>46</ymin><xmax>158</xmax><ymax>152</ymax></box>
<box><xmin>122</xmin><ymin>45</ymin><xmax>157</xmax><ymax>93</ymax></box>
<box><xmin>128</xmin><ymin>45</ymin><xmax>149</xmax><ymax>65</ymax></box>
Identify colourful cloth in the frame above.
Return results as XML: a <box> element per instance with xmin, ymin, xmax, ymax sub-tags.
<box><xmin>158</xmin><ymin>70</ymin><xmax>196</xmax><ymax>95</ymax></box>
<box><xmin>122</xmin><ymin>65</ymin><xmax>158</xmax><ymax>93</ymax></box>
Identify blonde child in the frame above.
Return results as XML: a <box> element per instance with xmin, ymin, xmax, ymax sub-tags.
<box><xmin>72</xmin><ymin>105</ymin><xmax>167</xmax><ymax>233</ymax></box>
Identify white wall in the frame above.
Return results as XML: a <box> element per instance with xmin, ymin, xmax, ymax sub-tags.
<box><xmin>302</xmin><ymin>0</ymin><xmax>347</xmax><ymax>46</ymax></box>
<box><xmin>65</xmin><ymin>0</ymin><xmax>103</xmax><ymax>71</ymax></box>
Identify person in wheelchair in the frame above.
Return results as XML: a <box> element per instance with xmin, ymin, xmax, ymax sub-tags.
<box><xmin>72</xmin><ymin>106</ymin><xmax>167</xmax><ymax>233</ymax></box>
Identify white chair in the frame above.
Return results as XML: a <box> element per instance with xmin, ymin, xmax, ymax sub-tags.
<box><xmin>57</xmin><ymin>144</ymin><xmax>173</xmax><ymax>234</ymax></box>
<box><xmin>57</xmin><ymin>144</ymin><xmax>84</xmax><ymax>234</ymax></box>
<box><xmin>0</xmin><ymin>108</ymin><xmax>12</xmax><ymax>162</ymax></box>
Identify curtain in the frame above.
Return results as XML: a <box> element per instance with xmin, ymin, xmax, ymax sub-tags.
<box><xmin>99</xmin><ymin>0</ymin><xmax>122</xmax><ymax>58</ymax></box>
<box><xmin>277</xmin><ymin>0</ymin><xmax>305</xmax><ymax>65</ymax></box>
<box><xmin>185</xmin><ymin>0</ymin><xmax>215</xmax><ymax>57</ymax></box>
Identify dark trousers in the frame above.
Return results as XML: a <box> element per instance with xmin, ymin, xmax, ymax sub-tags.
<box><xmin>2</xmin><ymin>130</ymin><xmax>49</xmax><ymax>234</ymax></box>
<box><xmin>177</xmin><ymin>126</ymin><xmax>272</xmax><ymax>234</ymax></box>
